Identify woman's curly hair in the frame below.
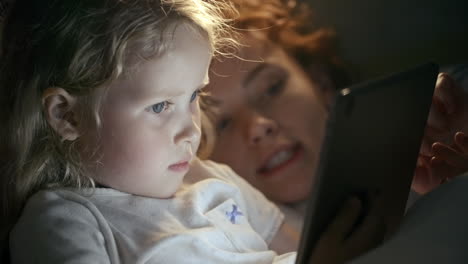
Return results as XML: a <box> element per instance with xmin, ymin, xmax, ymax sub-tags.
<box><xmin>227</xmin><ymin>0</ymin><xmax>354</xmax><ymax>89</ymax></box>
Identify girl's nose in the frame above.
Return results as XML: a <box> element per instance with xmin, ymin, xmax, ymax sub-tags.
<box><xmin>247</xmin><ymin>112</ymin><xmax>278</xmax><ymax>145</ymax></box>
<box><xmin>174</xmin><ymin>114</ymin><xmax>201</xmax><ymax>146</ymax></box>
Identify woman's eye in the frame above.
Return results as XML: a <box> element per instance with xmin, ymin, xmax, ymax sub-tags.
<box><xmin>150</xmin><ymin>101</ymin><xmax>170</xmax><ymax>113</ymax></box>
<box><xmin>217</xmin><ymin>118</ymin><xmax>231</xmax><ymax>132</ymax></box>
<box><xmin>266</xmin><ymin>78</ymin><xmax>286</xmax><ymax>96</ymax></box>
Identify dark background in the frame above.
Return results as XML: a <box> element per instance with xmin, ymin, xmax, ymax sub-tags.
<box><xmin>1</xmin><ymin>0</ymin><xmax>466</xmax><ymax>80</ymax></box>
<box><xmin>305</xmin><ymin>0</ymin><xmax>468</xmax><ymax>80</ymax></box>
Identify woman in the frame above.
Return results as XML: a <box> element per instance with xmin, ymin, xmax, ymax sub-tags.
<box><xmin>204</xmin><ymin>0</ymin><xmax>468</xmax><ymax>227</ymax></box>
<box><xmin>205</xmin><ymin>0</ymin><xmax>349</xmax><ymax>205</ymax></box>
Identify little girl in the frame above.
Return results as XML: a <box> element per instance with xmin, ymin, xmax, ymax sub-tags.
<box><xmin>0</xmin><ymin>0</ymin><xmax>383</xmax><ymax>263</ymax></box>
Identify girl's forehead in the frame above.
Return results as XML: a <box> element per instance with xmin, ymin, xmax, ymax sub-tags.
<box><xmin>105</xmin><ymin>26</ymin><xmax>212</xmax><ymax>101</ymax></box>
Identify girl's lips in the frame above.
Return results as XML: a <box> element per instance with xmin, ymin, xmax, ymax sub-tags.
<box><xmin>257</xmin><ymin>144</ymin><xmax>303</xmax><ymax>178</ymax></box>
<box><xmin>168</xmin><ymin>161</ymin><xmax>190</xmax><ymax>172</ymax></box>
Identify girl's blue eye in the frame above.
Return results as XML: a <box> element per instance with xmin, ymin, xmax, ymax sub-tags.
<box><xmin>151</xmin><ymin>101</ymin><xmax>169</xmax><ymax>113</ymax></box>
<box><xmin>190</xmin><ymin>90</ymin><xmax>201</xmax><ymax>103</ymax></box>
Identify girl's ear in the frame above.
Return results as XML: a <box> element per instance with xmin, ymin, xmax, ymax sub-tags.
<box><xmin>42</xmin><ymin>87</ymin><xmax>80</xmax><ymax>141</ymax></box>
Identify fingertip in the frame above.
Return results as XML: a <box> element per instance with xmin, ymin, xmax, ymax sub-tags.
<box><xmin>435</xmin><ymin>73</ymin><xmax>455</xmax><ymax>114</ymax></box>
<box><xmin>436</xmin><ymin>72</ymin><xmax>445</xmax><ymax>86</ymax></box>
<box><xmin>432</xmin><ymin>142</ymin><xmax>447</xmax><ymax>153</ymax></box>
<box><xmin>455</xmin><ymin>131</ymin><xmax>467</xmax><ymax>144</ymax></box>
<box><xmin>420</xmin><ymin>141</ymin><xmax>433</xmax><ymax>157</ymax></box>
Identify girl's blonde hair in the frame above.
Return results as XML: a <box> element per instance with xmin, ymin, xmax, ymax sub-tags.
<box><xmin>0</xmin><ymin>0</ymin><xmax>235</xmax><ymax>244</ymax></box>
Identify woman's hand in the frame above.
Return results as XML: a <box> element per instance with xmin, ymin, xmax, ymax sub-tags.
<box><xmin>309</xmin><ymin>195</ymin><xmax>385</xmax><ymax>264</ymax></box>
<box><xmin>413</xmin><ymin>73</ymin><xmax>468</xmax><ymax>194</ymax></box>
<box><xmin>430</xmin><ymin>132</ymin><xmax>468</xmax><ymax>181</ymax></box>
<box><xmin>420</xmin><ymin>73</ymin><xmax>466</xmax><ymax>156</ymax></box>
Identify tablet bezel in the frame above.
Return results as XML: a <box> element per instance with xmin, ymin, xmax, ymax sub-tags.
<box><xmin>295</xmin><ymin>63</ymin><xmax>439</xmax><ymax>264</ymax></box>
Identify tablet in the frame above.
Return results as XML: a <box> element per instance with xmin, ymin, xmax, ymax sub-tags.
<box><xmin>295</xmin><ymin>62</ymin><xmax>439</xmax><ymax>264</ymax></box>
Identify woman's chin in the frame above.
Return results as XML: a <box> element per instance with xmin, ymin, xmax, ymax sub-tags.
<box><xmin>265</xmin><ymin>183</ymin><xmax>311</xmax><ymax>204</ymax></box>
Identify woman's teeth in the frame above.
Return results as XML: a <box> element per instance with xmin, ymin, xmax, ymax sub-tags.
<box><xmin>265</xmin><ymin>149</ymin><xmax>294</xmax><ymax>170</ymax></box>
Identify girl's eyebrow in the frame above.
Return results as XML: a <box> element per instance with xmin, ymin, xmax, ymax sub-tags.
<box><xmin>144</xmin><ymin>77</ymin><xmax>210</xmax><ymax>100</ymax></box>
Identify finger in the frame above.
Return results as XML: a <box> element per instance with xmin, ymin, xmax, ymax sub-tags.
<box><xmin>427</xmin><ymin>99</ymin><xmax>449</xmax><ymax>132</ymax></box>
<box><xmin>412</xmin><ymin>155</ymin><xmax>435</xmax><ymax>194</ymax></box>
<box><xmin>427</xmin><ymin>157</ymin><xmax>450</xmax><ymax>183</ymax></box>
<box><xmin>322</xmin><ymin>197</ymin><xmax>362</xmax><ymax>241</ymax></box>
<box><xmin>422</xmin><ymin>122</ymin><xmax>453</xmax><ymax>146</ymax></box>
<box><xmin>411</xmin><ymin>156</ymin><xmax>429</xmax><ymax>192</ymax></box>
<box><xmin>454</xmin><ymin>132</ymin><xmax>468</xmax><ymax>153</ymax></box>
<box><xmin>430</xmin><ymin>157</ymin><xmax>465</xmax><ymax>182</ymax></box>
<box><xmin>412</xmin><ymin>164</ymin><xmax>438</xmax><ymax>195</ymax></box>
<box><xmin>419</xmin><ymin>137</ymin><xmax>433</xmax><ymax>157</ymax></box>
<box><xmin>345</xmin><ymin>194</ymin><xmax>385</xmax><ymax>257</ymax></box>
<box><xmin>434</xmin><ymin>73</ymin><xmax>458</xmax><ymax>115</ymax></box>
<box><xmin>432</xmin><ymin>142</ymin><xmax>468</xmax><ymax>168</ymax></box>
<box><xmin>429</xmin><ymin>157</ymin><xmax>449</xmax><ymax>184</ymax></box>
<box><xmin>418</xmin><ymin>154</ymin><xmax>432</xmax><ymax>168</ymax></box>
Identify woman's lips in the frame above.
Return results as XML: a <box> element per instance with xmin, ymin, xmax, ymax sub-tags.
<box><xmin>168</xmin><ymin>161</ymin><xmax>190</xmax><ymax>172</ymax></box>
<box><xmin>257</xmin><ymin>144</ymin><xmax>303</xmax><ymax>178</ymax></box>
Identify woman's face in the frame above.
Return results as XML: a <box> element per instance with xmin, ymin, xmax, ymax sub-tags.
<box><xmin>206</xmin><ymin>36</ymin><xmax>329</xmax><ymax>203</ymax></box>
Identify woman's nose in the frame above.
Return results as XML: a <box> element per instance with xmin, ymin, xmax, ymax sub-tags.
<box><xmin>247</xmin><ymin>113</ymin><xmax>278</xmax><ymax>145</ymax></box>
